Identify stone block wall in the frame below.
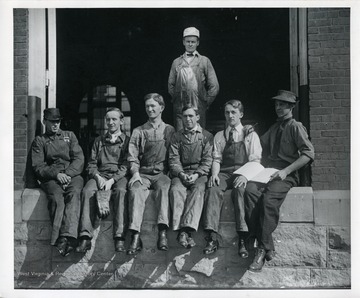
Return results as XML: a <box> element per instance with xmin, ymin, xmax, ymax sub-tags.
<box><xmin>14</xmin><ymin>188</ymin><xmax>350</xmax><ymax>289</ymax></box>
<box><xmin>14</xmin><ymin>8</ymin><xmax>29</xmax><ymax>190</ymax></box>
<box><xmin>308</xmin><ymin>8</ymin><xmax>351</xmax><ymax>190</ymax></box>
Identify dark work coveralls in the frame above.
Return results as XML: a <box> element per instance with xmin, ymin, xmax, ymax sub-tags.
<box><xmin>78</xmin><ymin>133</ymin><xmax>130</xmax><ymax>239</ymax></box>
<box><xmin>31</xmin><ymin>129</ymin><xmax>84</xmax><ymax>245</ymax></box>
<box><xmin>127</xmin><ymin>121</ymin><xmax>175</xmax><ymax>232</ymax></box>
<box><xmin>203</xmin><ymin>130</ymin><xmax>250</xmax><ymax>234</ymax></box>
<box><xmin>245</xmin><ymin>117</ymin><xmax>315</xmax><ymax>251</ymax></box>
<box><xmin>169</xmin><ymin>126</ymin><xmax>213</xmax><ymax>231</ymax></box>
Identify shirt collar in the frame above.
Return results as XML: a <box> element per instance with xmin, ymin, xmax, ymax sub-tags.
<box><xmin>183</xmin><ymin>50</ymin><xmax>199</xmax><ymax>58</ymax></box>
<box><xmin>105</xmin><ymin>130</ymin><xmax>126</xmax><ymax>143</ymax></box>
<box><xmin>147</xmin><ymin>120</ymin><xmax>164</xmax><ymax>130</ymax></box>
<box><xmin>226</xmin><ymin>123</ymin><xmax>243</xmax><ymax>134</ymax></box>
<box><xmin>183</xmin><ymin>124</ymin><xmax>202</xmax><ymax>134</ymax></box>
<box><xmin>277</xmin><ymin>114</ymin><xmax>293</xmax><ymax>123</ymax></box>
<box><xmin>46</xmin><ymin>129</ymin><xmax>63</xmax><ymax>138</ymax></box>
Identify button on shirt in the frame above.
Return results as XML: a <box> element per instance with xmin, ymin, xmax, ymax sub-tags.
<box><xmin>212</xmin><ymin>123</ymin><xmax>262</xmax><ymax>165</ymax></box>
<box><xmin>128</xmin><ymin>120</ymin><xmax>175</xmax><ymax>175</ymax></box>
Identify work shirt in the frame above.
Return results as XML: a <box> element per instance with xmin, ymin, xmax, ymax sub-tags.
<box><xmin>128</xmin><ymin>120</ymin><xmax>175</xmax><ymax>175</ymax></box>
<box><xmin>261</xmin><ymin>117</ymin><xmax>315</xmax><ymax>167</ymax></box>
<box><xmin>86</xmin><ymin>132</ymin><xmax>130</xmax><ymax>182</ymax></box>
<box><xmin>212</xmin><ymin>123</ymin><xmax>262</xmax><ymax>166</ymax></box>
<box><xmin>168</xmin><ymin>51</ymin><xmax>219</xmax><ymax>109</ymax></box>
<box><xmin>169</xmin><ymin>125</ymin><xmax>213</xmax><ymax>177</ymax></box>
<box><xmin>31</xmin><ymin>129</ymin><xmax>84</xmax><ymax>182</ymax></box>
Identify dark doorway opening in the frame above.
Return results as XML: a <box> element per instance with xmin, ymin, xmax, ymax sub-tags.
<box><xmin>56</xmin><ymin>8</ymin><xmax>290</xmax><ymax>145</ymax></box>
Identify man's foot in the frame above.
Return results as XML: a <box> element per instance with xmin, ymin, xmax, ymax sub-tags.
<box><xmin>186</xmin><ymin>233</ymin><xmax>196</xmax><ymax>248</ymax></box>
<box><xmin>203</xmin><ymin>236</ymin><xmax>219</xmax><ymax>255</ymax></box>
<box><xmin>114</xmin><ymin>238</ymin><xmax>126</xmax><ymax>252</ymax></box>
<box><xmin>75</xmin><ymin>237</ymin><xmax>92</xmax><ymax>253</ymax></box>
<box><xmin>56</xmin><ymin>237</ymin><xmax>75</xmax><ymax>257</ymax></box>
<box><xmin>249</xmin><ymin>248</ymin><xmax>266</xmax><ymax>272</ymax></box>
<box><xmin>265</xmin><ymin>249</ymin><xmax>276</xmax><ymax>261</ymax></box>
<box><xmin>177</xmin><ymin>231</ymin><xmax>188</xmax><ymax>248</ymax></box>
<box><xmin>127</xmin><ymin>233</ymin><xmax>142</xmax><ymax>255</ymax></box>
<box><xmin>238</xmin><ymin>238</ymin><xmax>249</xmax><ymax>258</ymax></box>
<box><xmin>157</xmin><ymin>230</ymin><xmax>168</xmax><ymax>251</ymax></box>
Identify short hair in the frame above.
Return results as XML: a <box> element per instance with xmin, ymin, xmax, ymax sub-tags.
<box><xmin>106</xmin><ymin>107</ymin><xmax>124</xmax><ymax>119</ymax></box>
<box><xmin>144</xmin><ymin>93</ymin><xmax>165</xmax><ymax>107</ymax></box>
<box><xmin>224</xmin><ymin>100</ymin><xmax>244</xmax><ymax>113</ymax></box>
<box><xmin>182</xmin><ymin>103</ymin><xmax>199</xmax><ymax>115</ymax></box>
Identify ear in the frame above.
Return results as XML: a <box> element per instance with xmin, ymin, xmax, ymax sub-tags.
<box><xmin>196</xmin><ymin>114</ymin><xmax>200</xmax><ymax>122</ymax></box>
<box><xmin>239</xmin><ymin>112</ymin><xmax>244</xmax><ymax>119</ymax></box>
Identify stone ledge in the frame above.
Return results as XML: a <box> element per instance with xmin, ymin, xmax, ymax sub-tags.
<box><xmin>17</xmin><ymin>186</ymin><xmax>314</xmax><ymax>224</ymax></box>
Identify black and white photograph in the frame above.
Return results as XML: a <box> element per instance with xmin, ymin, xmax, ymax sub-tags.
<box><xmin>1</xmin><ymin>0</ymin><xmax>359</xmax><ymax>297</ymax></box>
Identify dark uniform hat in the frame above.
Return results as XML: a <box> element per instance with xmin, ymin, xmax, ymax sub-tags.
<box><xmin>272</xmin><ymin>90</ymin><xmax>298</xmax><ymax>104</ymax></box>
<box><xmin>44</xmin><ymin>108</ymin><xmax>63</xmax><ymax>121</ymax></box>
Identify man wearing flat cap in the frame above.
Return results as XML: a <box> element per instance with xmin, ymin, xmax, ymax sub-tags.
<box><xmin>31</xmin><ymin>108</ymin><xmax>84</xmax><ymax>256</ymax></box>
<box><xmin>168</xmin><ymin>27</ymin><xmax>219</xmax><ymax>131</ymax></box>
<box><xmin>244</xmin><ymin>90</ymin><xmax>315</xmax><ymax>272</ymax></box>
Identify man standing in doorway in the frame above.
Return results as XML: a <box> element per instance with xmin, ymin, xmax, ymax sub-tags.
<box><xmin>31</xmin><ymin>108</ymin><xmax>84</xmax><ymax>256</ymax></box>
<box><xmin>168</xmin><ymin>27</ymin><xmax>219</xmax><ymax>131</ymax></box>
<box><xmin>127</xmin><ymin>93</ymin><xmax>175</xmax><ymax>255</ymax></box>
<box><xmin>169</xmin><ymin>104</ymin><xmax>213</xmax><ymax>248</ymax></box>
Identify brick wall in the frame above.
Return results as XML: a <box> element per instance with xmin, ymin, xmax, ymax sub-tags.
<box><xmin>308</xmin><ymin>8</ymin><xmax>350</xmax><ymax>190</ymax></box>
<box><xmin>14</xmin><ymin>9</ymin><xmax>29</xmax><ymax>190</ymax></box>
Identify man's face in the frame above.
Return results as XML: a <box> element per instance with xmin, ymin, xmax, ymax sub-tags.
<box><xmin>224</xmin><ymin>104</ymin><xmax>243</xmax><ymax>128</ymax></box>
<box><xmin>183</xmin><ymin>36</ymin><xmax>199</xmax><ymax>53</ymax></box>
<box><xmin>275</xmin><ymin>100</ymin><xmax>293</xmax><ymax>119</ymax></box>
<box><xmin>43</xmin><ymin>119</ymin><xmax>61</xmax><ymax>134</ymax></box>
<box><xmin>145</xmin><ymin>98</ymin><xmax>164</xmax><ymax>119</ymax></box>
<box><xmin>182</xmin><ymin>108</ymin><xmax>199</xmax><ymax>130</ymax></box>
<box><xmin>105</xmin><ymin>110</ymin><xmax>123</xmax><ymax>134</ymax></box>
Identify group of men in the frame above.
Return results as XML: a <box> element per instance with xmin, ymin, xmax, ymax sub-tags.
<box><xmin>30</xmin><ymin>27</ymin><xmax>314</xmax><ymax>273</ymax></box>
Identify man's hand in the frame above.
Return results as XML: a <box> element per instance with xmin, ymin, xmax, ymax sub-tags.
<box><xmin>103</xmin><ymin>178</ymin><xmax>115</xmax><ymax>191</ymax></box>
<box><xmin>179</xmin><ymin>172</ymin><xmax>189</xmax><ymax>184</ymax></box>
<box><xmin>128</xmin><ymin>172</ymin><xmax>143</xmax><ymax>188</ymax></box>
<box><xmin>57</xmin><ymin>173</ymin><xmax>71</xmax><ymax>185</ymax></box>
<box><xmin>95</xmin><ymin>174</ymin><xmax>106</xmax><ymax>190</ymax></box>
<box><xmin>208</xmin><ymin>175</ymin><xmax>220</xmax><ymax>187</ymax></box>
<box><xmin>269</xmin><ymin>169</ymin><xmax>289</xmax><ymax>181</ymax></box>
<box><xmin>187</xmin><ymin>173</ymin><xmax>199</xmax><ymax>185</ymax></box>
<box><xmin>233</xmin><ymin>175</ymin><xmax>248</xmax><ymax>188</ymax></box>
<box><xmin>96</xmin><ymin>190</ymin><xmax>111</xmax><ymax>219</ymax></box>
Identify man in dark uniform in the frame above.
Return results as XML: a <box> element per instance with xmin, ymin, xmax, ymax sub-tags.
<box><xmin>203</xmin><ymin>100</ymin><xmax>262</xmax><ymax>257</ymax></box>
<box><xmin>245</xmin><ymin>90</ymin><xmax>315</xmax><ymax>272</ymax></box>
<box><xmin>31</xmin><ymin>108</ymin><xmax>84</xmax><ymax>256</ymax></box>
<box><xmin>169</xmin><ymin>104</ymin><xmax>213</xmax><ymax>248</ymax></box>
<box><xmin>75</xmin><ymin>108</ymin><xmax>130</xmax><ymax>253</ymax></box>
<box><xmin>127</xmin><ymin>93</ymin><xmax>175</xmax><ymax>255</ymax></box>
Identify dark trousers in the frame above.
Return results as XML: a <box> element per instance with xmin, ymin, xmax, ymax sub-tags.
<box><xmin>128</xmin><ymin>172</ymin><xmax>171</xmax><ymax>232</ymax></box>
<box><xmin>41</xmin><ymin>175</ymin><xmax>83</xmax><ymax>245</ymax></box>
<box><xmin>169</xmin><ymin>176</ymin><xmax>207</xmax><ymax>231</ymax></box>
<box><xmin>78</xmin><ymin>177</ymin><xmax>128</xmax><ymax>239</ymax></box>
<box><xmin>244</xmin><ymin>174</ymin><xmax>298</xmax><ymax>250</ymax></box>
<box><xmin>203</xmin><ymin>172</ymin><xmax>248</xmax><ymax>234</ymax></box>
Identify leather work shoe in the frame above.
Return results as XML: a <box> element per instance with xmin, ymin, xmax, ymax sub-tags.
<box><xmin>157</xmin><ymin>230</ymin><xmax>169</xmax><ymax>251</ymax></box>
<box><xmin>238</xmin><ymin>238</ymin><xmax>249</xmax><ymax>259</ymax></box>
<box><xmin>186</xmin><ymin>234</ymin><xmax>196</xmax><ymax>248</ymax></box>
<box><xmin>203</xmin><ymin>238</ymin><xmax>219</xmax><ymax>255</ymax></box>
<box><xmin>265</xmin><ymin>249</ymin><xmax>276</xmax><ymax>261</ymax></box>
<box><xmin>249</xmin><ymin>248</ymin><xmax>266</xmax><ymax>272</ymax></box>
<box><xmin>75</xmin><ymin>238</ymin><xmax>92</xmax><ymax>253</ymax></box>
<box><xmin>56</xmin><ymin>237</ymin><xmax>69</xmax><ymax>257</ymax></box>
<box><xmin>114</xmin><ymin>239</ymin><xmax>126</xmax><ymax>252</ymax></box>
<box><xmin>177</xmin><ymin>231</ymin><xmax>188</xmax><ymax>248</ymax></box>
<box><xmin>127</xmin><ymin>233</ymin><xmax>142</xmax><ymax>255</ymax></box>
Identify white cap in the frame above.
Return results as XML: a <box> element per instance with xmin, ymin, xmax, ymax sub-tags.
<box><xmin>183</xmin><ymin>27</ymin><xmax>200</xmax><ymax>38</ymax></box>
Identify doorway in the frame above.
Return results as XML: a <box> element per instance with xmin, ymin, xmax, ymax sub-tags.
<box><xmin>56</xmin><ymin>8</ymin><xmax>290</xmax><ymax>144</ymax></box>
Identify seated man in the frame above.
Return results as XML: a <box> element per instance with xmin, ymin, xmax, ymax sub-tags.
<box><xmin>127</xmin><ymin>93</ymin><xmax>175</xmax><ymax>255</ymax></box>
<box><xmin>245</xmin><ymin>90</ymin><xmax>315</xmax><ymax>272</ymax></box>
<box><xmin>169</xmin><ymin>104</ymin><xmax>213</xmax><ymax>248</ymax></box>
<box><xmin>203</xmin><ymin>100</ymin><xmax>262</xmax><ymax>257</ymax></box>
<box><xmin>76</xmin><ymin>108</ymin><xmax>130</xmax><ymax>253</ymax></box>
<box><xmin>31</xmin><ymin>108</ymin><xmax>84</xmax><ymax>256</ymax></box>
